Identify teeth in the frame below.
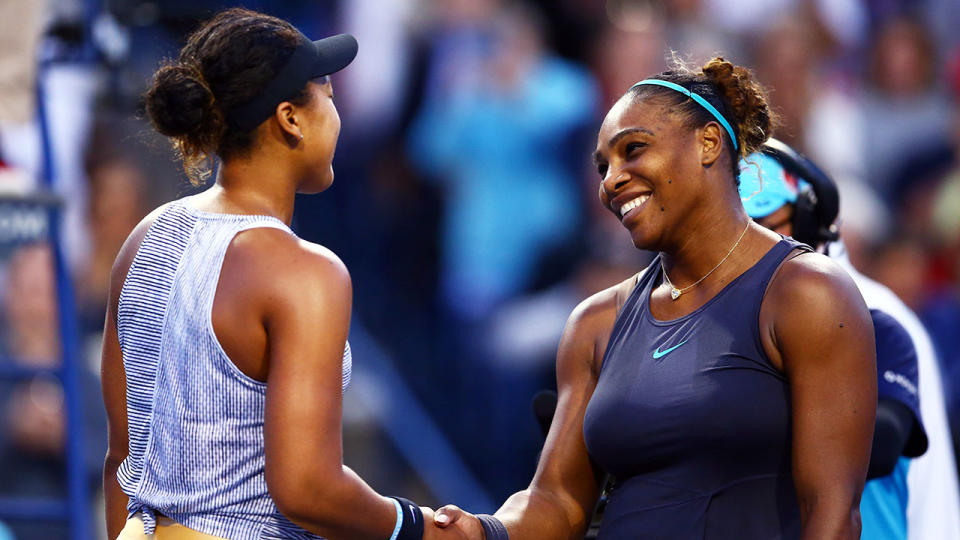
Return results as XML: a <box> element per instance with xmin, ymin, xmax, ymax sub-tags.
<box><xmin>619</xmin><ymin>194</ymin><xmax>650</xmax><ymax>217</ymax></box>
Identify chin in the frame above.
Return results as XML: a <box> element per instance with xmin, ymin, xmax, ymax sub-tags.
<box><xmin>627</xmin><ymin>223</ymin><xmax>661</xmax><ymax>251</ymax></box>
<box><xmin>299</xmin><ymin>168</ymin><xmax>335</xmax><ymax>194</ymax></box>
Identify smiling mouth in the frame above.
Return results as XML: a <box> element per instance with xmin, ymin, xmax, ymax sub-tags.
<box><xmin>618</xmin><ymin>193</ymin><xmax>651</xmax><ymax>220</ymax></box>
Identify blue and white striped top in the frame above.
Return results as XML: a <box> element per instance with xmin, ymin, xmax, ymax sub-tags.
<box><xmin>116</xmin><ymin>201</ymin><xmax>352</xmax><ymax>539</ymax></box>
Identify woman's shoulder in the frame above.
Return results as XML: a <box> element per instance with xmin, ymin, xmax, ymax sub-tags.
<box><xmin>227</xmin><ymin>228</ymin><xmax>350</xmax><ymax>292</ymax></box>
<box><xmin>559</xmin><ymin>273</ymin><xmax>640</xmax><ymax>375</ymax></box>
<box><xmin>110</xmin><ymin>202</ymin><xmax>176</xmax><ymax>282</ymax></box>
<box><xmin>768</xmin><ymin>249</ymin><xmax>860</xmax><ymax>303</ymax></box>
<box><xmin>762</xmin><ymin>248</ymin><xmax>870</xmax><ymax>337</ymax></box>
<box><xmin>570</xmin><ymin>273</ymin><xmax>639</xmax><ymax>328</ymax></box>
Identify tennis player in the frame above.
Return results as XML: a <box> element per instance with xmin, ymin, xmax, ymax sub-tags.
<box><xmin>100</xmin><ymin>8</ymin><xmax>458</xmax><ymax>540</ymax></box>
<box><xmin>434</xmin><ymin>58</ymin><xmax>877</xmax><ymax>539</ymax></box>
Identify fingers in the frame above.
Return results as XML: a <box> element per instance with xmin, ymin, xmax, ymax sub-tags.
<box><xmin>434</xmin><ymin>505</ymin><xmax>464</xmax><ymax>528</ymax></box>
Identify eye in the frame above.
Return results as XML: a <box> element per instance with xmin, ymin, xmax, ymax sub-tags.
<box><xmin>625</xmin><ymin>142</ymin><xmax>646</xmax><ymax>157</ymax></box>
<box><xmin>596</xmin><ymin>162</ymin><xmax>608</xmax><ymax>178</ymax></box>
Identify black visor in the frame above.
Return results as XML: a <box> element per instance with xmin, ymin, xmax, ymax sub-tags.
<box><xmin>228</xmin><ymin>32</ymin><xmax>358</xmax><ymax>132</ymax></box>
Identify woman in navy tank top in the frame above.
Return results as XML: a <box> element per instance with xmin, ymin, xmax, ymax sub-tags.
<box><xmin>434</xmin><ymin>58</ymin><xmax>877</xmax><ymax>539</ymax></box>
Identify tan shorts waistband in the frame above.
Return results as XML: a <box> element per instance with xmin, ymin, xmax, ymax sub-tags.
<box><xmin>117</xmin><ymin>515</ymin><xmax>226</xmax><ymax>540</ymax></box>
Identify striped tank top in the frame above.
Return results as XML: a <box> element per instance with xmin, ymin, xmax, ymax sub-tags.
<box><xmin>116</xmin><ymin>201</ymin><xmax>352</xmax><ymax>539</ymax></box>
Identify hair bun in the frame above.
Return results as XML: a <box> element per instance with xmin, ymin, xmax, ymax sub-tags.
<box><xmin>145</xmin><ymin>63</ymin><xmax>218</xmax><ymax>138</ymax></box>
<box><xmin>701</xmin><ymin>57</ymin><xmax>773</xmax><ymax>157</ymax></box>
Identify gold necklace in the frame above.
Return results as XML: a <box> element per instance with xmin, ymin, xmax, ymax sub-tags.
<box><xmin>661</xmin><ymin>221</ymin><xmax>751</xmax><ymax>301</ymax></box>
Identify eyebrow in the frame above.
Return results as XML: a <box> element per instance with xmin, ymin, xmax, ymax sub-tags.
<box><xmin>608</xmin><ymin>127</ymin><xmax>654</xmax><ymax>148</ymax></box>
<box><xmin>593</xmin><ymin>127</ymin><xmax>655</xmax><ymax>164</ymax></box>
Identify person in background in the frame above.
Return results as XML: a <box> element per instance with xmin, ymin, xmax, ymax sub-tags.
<box><xmin>408</xmin><ymin>1</ymin><xmax>598</xmax><ymax>320</ymax></box>
<box><xmin>0</xmin><ymin>243</ymin><xmax>106</xmax><ymax>540</ymax></box>
<box><xmin>738</xmin><ymin>139</ymin><xmax>960</xmax><ymax>540</ymax></box>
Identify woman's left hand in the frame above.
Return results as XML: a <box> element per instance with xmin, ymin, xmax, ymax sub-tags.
<box><xmin>432</xmin><ymin>505</ymin><xmax>484</xmax><ymax>540</ymax></box>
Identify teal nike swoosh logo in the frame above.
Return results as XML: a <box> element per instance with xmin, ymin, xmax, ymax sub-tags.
<box><xmin>653</xmin><ymin>340</ymin><xmax>688</xmax><ymax>359</ymax></box>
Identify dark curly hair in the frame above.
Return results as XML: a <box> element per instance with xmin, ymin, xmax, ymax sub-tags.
<box><xmin>144</xmin><ymin>8</ymin><xmax>312</xmax><ymax>184</ymax></box>
<box><xmin>627</xmin><ymin>56</ymin><xmax>777</xmax><ymax>183</ymax></box>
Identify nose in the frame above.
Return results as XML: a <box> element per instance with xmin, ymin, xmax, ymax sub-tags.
<box><xmin>601</xmin><ymin>170</ymin><xmax>631</xmax><ymax>196</ymax></box>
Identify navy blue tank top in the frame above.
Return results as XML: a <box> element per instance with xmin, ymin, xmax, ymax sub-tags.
<box><xmin>583</xmin><ymin>238</ymin><xmax>810</xmax><ymax>540</ymax></box>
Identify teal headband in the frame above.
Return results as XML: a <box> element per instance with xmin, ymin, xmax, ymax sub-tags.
<box><xmin>631</xmin><ymin>79</ymin><xmax>739</xmax><ymax>151</ymax></box>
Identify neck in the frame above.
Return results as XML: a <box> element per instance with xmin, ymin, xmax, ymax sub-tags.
<box><xmin>660</xmin><ymin>194</ymin><xmax>752</xmax><ymax>286</ymax></box>
<box><xmin>213</xmin><ymin>154</ymin><xmax>299</xmax><ymax>225</ymax></box>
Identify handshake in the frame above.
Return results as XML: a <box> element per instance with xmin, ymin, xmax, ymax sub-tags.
<box><xmin>416</xmin><ymin>505</ymin><xmax>500</xmax><ymax>540</ymax></box>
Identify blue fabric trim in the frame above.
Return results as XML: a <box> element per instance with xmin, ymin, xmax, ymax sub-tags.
<box><xmin>389</xmin><ymin>498</ymin><xmax>404</xmax><ymax>540</ymax></box>
<box><xmin>632</xmin><ymin>79</ymin><xmax>739</xmax><ymax>151</ymax></box>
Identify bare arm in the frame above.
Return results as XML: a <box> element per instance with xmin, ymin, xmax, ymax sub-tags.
<box><xmin>255</xmin><ymin>234</ymin><xmax>395</xmax><ymax>539</ymax></box>
<box><xmin>256</xmin><ymin>233</ymin><xmax>459</xmax><ymax>539</ymax></box>
<box><xmin>102</xmin><ymin>292</ymin><xmax>129</xmax><ymax>539</ymax></box>
<box><xmin>764</xmin><ymin>253</ymin><xmax>877</xmax><ymax>540</ymax></box>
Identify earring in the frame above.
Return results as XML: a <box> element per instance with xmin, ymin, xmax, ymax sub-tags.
<box><xmin>298</xmin><ymin>132</ymin><xmax>304</xmax><ymax>141</ymax></box>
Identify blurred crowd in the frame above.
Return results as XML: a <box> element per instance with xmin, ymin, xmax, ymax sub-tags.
<box><xmin>1</xmin><ymin>0</ymin><xmax>960</xmax><ymax>538</ymax></box>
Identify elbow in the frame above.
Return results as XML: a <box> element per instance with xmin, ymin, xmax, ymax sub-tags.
<box><xmin>104</xmin><ymin>448</ymin><xmax>127</xmax><ymax>472</ymax></box>
<box><xmin>270</xmin><ymin>470</ymin><xmax>349</xmax><ymax>531</ymax></box>
<box><xmin>273</xmin><ymin>496</ymin><xmax>319</xmax><ymax>530</ymax></box>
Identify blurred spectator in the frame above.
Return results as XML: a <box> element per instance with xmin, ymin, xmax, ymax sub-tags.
<box><xmin>862</xmin><ymin>14</ymin><xmax>953</xmax><ymax>202</ymax></box>
<box><xmin>751</xmin><ymin>12</ymin><xmax>820</xmax><ymax>150</ymax></box>
<box><xmin>409</xmin><ymin>1</ymin><xmax>599</xmax><ymax>320</ymax></box>
<box><xmin>2</xmin><ymin>244</ymin><xmax>59</xmax><ymax>365</ymax></box>
<box><xmin>0</xmin><ymin>0</ymin><xmax>44</xmax><ymax>125</ymax></box>
<box><xmin>76</xmin><ymin>157</ymin><xmax>150</xmax><ymax>336</ymax></box>
<box><xmin>663</xmin><ymin>0</ymin><xmax>742</xmax><ymax>66</ymax></box>
<box><xmin>0</xmin><ymin>243</ymin><xmax>105</xmax><ymax>540</ymax></box>
<box><xmin>749</xmin><ymin>8</ymin><xmax>867</xmax><ymax>190</ymax></box>
<box><xmin>922</xmin><ymin>111</ymin><xmax>960</xmax><ymax>470</ymax></box>
<box><xmin>589</xmin><ymin>12</ymin><xmax>666</xmax><ymax>108</ymax></box>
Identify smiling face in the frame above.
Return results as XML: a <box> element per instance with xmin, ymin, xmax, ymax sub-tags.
<box><xmin>594</xmin><ymin>95</ymin><xmax>720</xmax><ymax>251</ymax></box>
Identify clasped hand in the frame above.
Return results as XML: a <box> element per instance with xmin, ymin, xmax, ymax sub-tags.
<box><xmin>421</xmin><ymin>505</ymin><xmax>484</xmax><ymax>540</ymax></box>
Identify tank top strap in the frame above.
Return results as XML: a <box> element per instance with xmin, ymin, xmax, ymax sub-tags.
<box><xmin>171</xmin><ymin>202</ymin><xmax>296</xmax><ymax>305</ymax></box>
<box><xmin>735</xmin><ymin>236</ymin><xmax>814</xmax><ymax>323</ymax></box>
<box><xmin>599</xmin><ymin>259</ymin><xmax>663</xmax><ymax>369</ymax></box>
<box><xmin>744</xmin><ymin>236</ymin><xmax>813</xmax><ymax>283</ymax></box>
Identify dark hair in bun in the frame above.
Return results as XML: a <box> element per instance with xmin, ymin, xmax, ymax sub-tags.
<box><xmin>144</xmin><ymin>8</ymin><xmax>312</xmax><ymax>184</ymax></box>
<box><xmin>627</xmin><ymin>56</ymin><xmax>777</xmax><ymax>182</ymax></box>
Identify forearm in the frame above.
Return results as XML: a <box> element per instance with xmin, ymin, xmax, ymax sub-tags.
<box><xmin>277</xmin><ymin>465</ymin><xmax>400</xmax><ymax>539</ymax></box>
<box><xmin>495</xmin><ymin>487</ymin><xmax>590</xmax><ymax>540</ymax></box>
<box><xmin>104</xmin><ymin>457</ymin><xmax>129</xmax><ymax>539</ymax></box>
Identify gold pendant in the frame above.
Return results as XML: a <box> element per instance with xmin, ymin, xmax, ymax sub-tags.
<box><xmin>670</xmin><ymin>288</ymin><xmax>681</xmax><ymax>300</ymax></box>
